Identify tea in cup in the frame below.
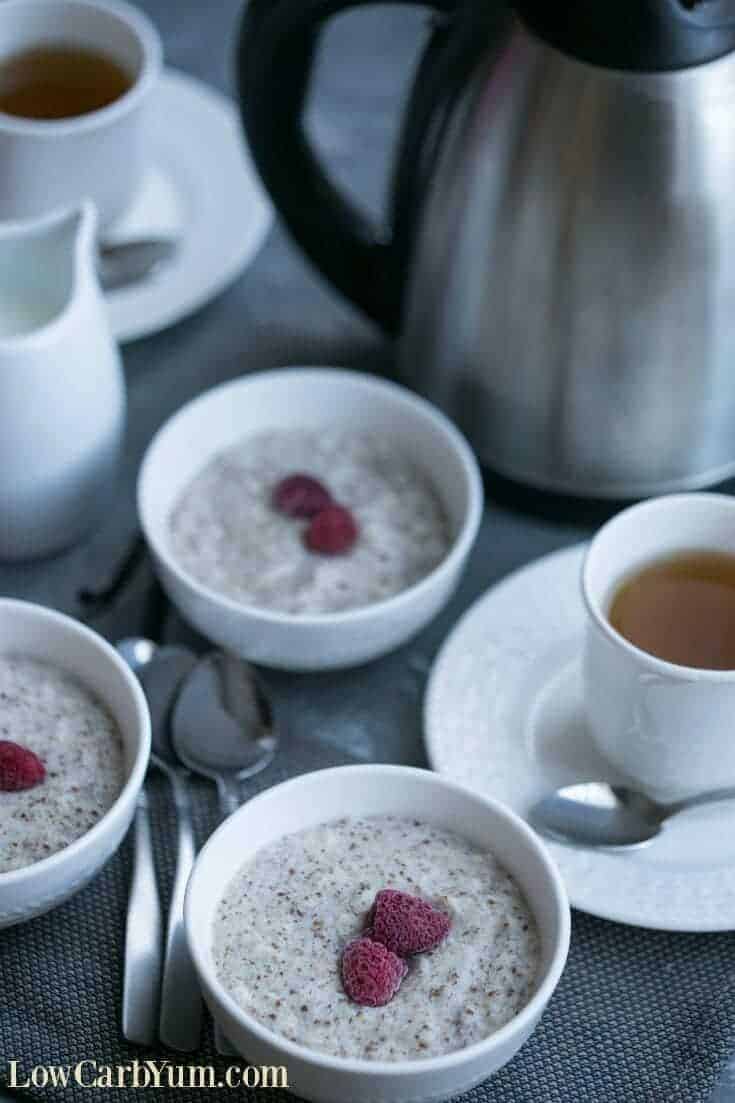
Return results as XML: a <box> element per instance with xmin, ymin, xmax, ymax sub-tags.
<box><xmin>582</xmin><ymin>493</ymin><xmax>735</xmax><ymax>801</ymax></box>
<box><xmin>608</xmin><ymin>550</ymin><xmax>735</xmax><ymax>671</ymax></box>
<box><xmin>0</xmin><ymin>0</ymin><xmax>161</xmax><ymax>226</ymax></box>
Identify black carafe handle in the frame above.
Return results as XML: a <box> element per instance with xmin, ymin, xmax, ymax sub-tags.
<box><xmin>237</xmin><ymin>0</ymin><xmax>507</xmax><ymax>334</ymax></box>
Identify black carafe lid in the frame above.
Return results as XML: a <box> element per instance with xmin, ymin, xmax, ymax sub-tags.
<box><xmin>516</xmin><ymin>0</ymin><xmax>735</xmax><ymax>71</ymax></box>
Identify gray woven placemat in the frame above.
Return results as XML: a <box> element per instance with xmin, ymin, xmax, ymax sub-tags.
<box><xmin>2</xmin><ymin>732</ymin><xmax>735</xmax><ymax>1103</ymax></box>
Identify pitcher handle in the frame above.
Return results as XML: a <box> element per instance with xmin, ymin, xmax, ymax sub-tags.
<box><xmin>237</xmin><ymin>0</ymin><xmax>507</xmax><ymax>334</ymax></box>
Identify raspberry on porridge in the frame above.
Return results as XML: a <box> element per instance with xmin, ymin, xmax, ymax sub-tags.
<box><xmin>168</xmin><ymin>429</ymin><xmax>451</xmax><ymax>615</ymax></box>
<box><xmin>0</xmin><ymin>657</ymin><xmax>126</xmax><ymax>874</ymax></box>
<box><xmin>213</xmin><ymin>815</ymin><xmax>540</xmax><ymax>1062</ymax></box>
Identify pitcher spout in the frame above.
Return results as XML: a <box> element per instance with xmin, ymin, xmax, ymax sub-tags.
<box><xmin>0</xmin><ymin>200</ymin><xmax>98</xmax><ymax>343</ymax></box>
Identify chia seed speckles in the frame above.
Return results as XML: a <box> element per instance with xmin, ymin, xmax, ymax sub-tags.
<box><xmin>0</xmin><ymin>657</ymin><xmax>126</xmax><ymax>874</ymax></box>
<box><xmin>213</xmin><ymin>815</ymin><xmax>540</xmax><ymax>1061</ymax></box>
<box><xmin>167</xmin><ymin>430</ymin><xmax>451</xmax><ymax>615</ymax></box>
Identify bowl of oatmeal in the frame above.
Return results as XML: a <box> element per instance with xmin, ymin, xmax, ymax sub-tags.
<box><xmin>185</xmin><ymin>765</ymin><xmax>570</xmax><ymax>1103</ymax></box>
<box><xmin>138</xmin><ymin>368</ymin><xmax>483</xmax><ymax>670</ymax></box>
<box><xmin>0</xmin><ymin>599</ymin><xmax>150</xmax><ymax>927</ymax></box>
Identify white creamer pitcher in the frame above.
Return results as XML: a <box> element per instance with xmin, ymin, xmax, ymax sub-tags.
<box><xmin>0</xmin><ymin>201</ymin><xmax>125</xmax><ymax>560</ymax></box>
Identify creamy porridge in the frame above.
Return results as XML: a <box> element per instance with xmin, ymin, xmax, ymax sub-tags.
<box><xmin>0</xmin><ymin>657</ymin><xmax>126</xmax><ymax>873</ymax></box>
<box><xmin>213</xmin><ymin>815</ymin><xmax>540</xmax><ymax>1061</ymax></box>
<box><xmin>168</xmin><ymin>429</ymin><xmax>451</xmax><ymax>615</ymax></box>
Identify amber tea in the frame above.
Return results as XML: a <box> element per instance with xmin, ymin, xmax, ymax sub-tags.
<box><xmin>0</xmin><ymin>45</ymin><xmax>132</xmax><ymax>120</ymax></box>
<box><xmin>609</xmin><ymin>550</ymin><xmax>735</xmax><ymax>670</ymax></box>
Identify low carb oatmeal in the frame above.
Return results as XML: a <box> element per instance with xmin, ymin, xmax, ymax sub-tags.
<box><xmin>0</xmin><ymin>657</ymin><xmax>125</xmax><ymax>873</ymax></box>
<box><xmin>168</xmin><ymin>429</ymin><xmax>451</xmax><ymax>615</ymax></box>
<box><xmin>213</xmin><ymin>815</ymin><xmax>540</xmax><ymax>1061</ymax></box>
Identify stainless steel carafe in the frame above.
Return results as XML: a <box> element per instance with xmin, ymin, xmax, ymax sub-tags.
<box><xmin>239</xmin><ymin>0</ymin><xmax>735</xmax><ymax>497</ymax></box>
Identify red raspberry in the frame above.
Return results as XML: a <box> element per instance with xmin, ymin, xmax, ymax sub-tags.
<box><xmin>304</xmin><ymin>505</ymin><xmax>358</xmax><ymax>556</ymax></box>
<box><xmin>369</xmin><ymin>889</ymin><xmax>451</xmax><ymax>956</ymax></box>
<box><xmin>341</xmin><ymin>936</ymin><xmax>407</xmax><ymax>1007</ymax></box>
<box><xmin>0</xmin><ymin>740</ymin><xmax>45</xmax><ymax>792</ymax></box>
<box><xmin>272</xmin><ymin>474</ymin><xmax>333</xmax><ymax>519</ymax></box>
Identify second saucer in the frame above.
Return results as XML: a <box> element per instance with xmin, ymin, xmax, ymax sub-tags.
<box><xmin>425</xmin><ymin>544</ymin><xmax>735</xmax><ymax>932</ymax></box>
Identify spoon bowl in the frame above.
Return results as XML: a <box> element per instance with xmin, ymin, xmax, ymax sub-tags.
<box><xmin>529</xmin><ymin>781</ymin><xmax>735</xmax><ymax>850</ymax></box>
<box><xmin>172</xmin><ymin>652</ymin><xmax>277</xmax><ymax>815</ymax></box>
<box><xmin>139</xmin><ymin>654</ymin><xmax>196</xmax><ymax>769</ymax></box>
<box><xmin>97</xmin><ymin>237</ymin><xmax>178</xmax><ymax>292</ymax></box>
<box><xmin>116</xmin><ymin>636</ymin><xmax>157</xmax><ymax>673</ymax></box>
<box><xmin>117</xmin><ymin>637</ymin><xmax>196</xmax><ymax>771</ymax></box>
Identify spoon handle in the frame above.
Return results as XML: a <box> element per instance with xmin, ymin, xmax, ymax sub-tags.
<box><xmin>665</xmin><ymin>785</ymin><xmax>735</xmax><ymax>818</ymax></box>
<box><xmin>122</xmin><ymin>789</ymin><xmax>163</xmax><ymax>1045</ymax></box>
<box><xmin>158</xmin><ymin>774</ymin><xmax>203</xmax><ymax>1052</ymax></box>
<box><xmin>216</xmin><ymin>774</ymin><xmax>242</xmax><ymax>820</ymax></box>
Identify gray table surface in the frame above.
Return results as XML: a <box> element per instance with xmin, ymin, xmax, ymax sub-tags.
<box><xmin>0</xmin><ymin>1</ymin><xmax>733</xmax><ymax>1099</ymax></box>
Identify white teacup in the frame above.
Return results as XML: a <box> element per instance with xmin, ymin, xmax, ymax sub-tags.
<box><xmin>0</xmin><ymin>0</ymin><xmax>161</xmax><ymax>227</ymax></box>
<box><xmin>582</xmin><ymin>493</ymin><xmax>735</xmax><ymax>801</ymax></box>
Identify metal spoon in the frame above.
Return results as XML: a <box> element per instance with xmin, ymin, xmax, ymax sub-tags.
<box><xmin>120</xmin><ymin>781</ymin><xmax>161</xmax><ymax>1046</ymax></box>
<box><xmin>117</xmin><ymin>638</ymin><xmax>203</xmax><ymax>1051</ymax></box>
<box><xmin>171</xmin><ymin>651</ymin><xmax>277</xmax><ymax>818</ymax></box>
<box><xmin>529</xmin><ymin>781</ymin><xmax>735</xmax><ymax>850</ymax></box>
<box><xmin>171</xmin><ymin>651</ymin><xmax>276</xmax><ymax>1057</ymax></box>
<box><xmin>97</xmin><ymin>238</ymin><xmax>177</xmax><ymax>292</ymax></box>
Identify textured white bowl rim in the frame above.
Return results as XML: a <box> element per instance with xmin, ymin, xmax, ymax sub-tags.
<box><xmin>583</xmin><ymin>492</ymin><xmax>735</xmax><ymax>683</ymax></box>
<box><xmin>138</xmin><ymin>367</ymin><xmax>484</xmax><ymax>628</ymax></box>
<box><xmin>0</xmin><ymin>597</ymin><xmax>151</xmax><ymax>885</ymax></box>
<box><xmin>185</xmin><ymin>764</ymin><xmax>570</xmax><ymax>1078</ymax></box>
<box><xmin>0</xmin><ymin>0</ymin><xmax>162</xmax><ymax>137</ymax></box>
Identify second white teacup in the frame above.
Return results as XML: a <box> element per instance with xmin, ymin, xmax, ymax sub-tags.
<box><xmin>583</xmin><ymin>493</ymin><xmax>735</xmax><ymax>802</ymax></box>
<box><xmin>0</xmin><ymin>0</ymin><xmax>161</xmax><ymax>226</ymax></box>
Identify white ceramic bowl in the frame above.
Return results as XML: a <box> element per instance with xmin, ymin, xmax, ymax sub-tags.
<box><xmin>0</xmin><ymin>599</ymin><xmax>150</xmax><ymax>927</ymax></box>
<box><xmin>185</xmin><ymin>765</ymin><xmax>570</xmax><ymax>1103</ymax></box>
<box><xmin>138</xmin><ymin>367</ymin><xmax>483</xmax><ymax>671</ymax></box>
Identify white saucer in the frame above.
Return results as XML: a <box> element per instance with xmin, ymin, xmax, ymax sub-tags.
<box><xmin>104</xmin><ymin>68</ymin><xmax>272</xmax><ymax>343</ymax></box>
<box><xmin>425</xmin><ymin>544</ymin><xmax>735</xmax><ymax>932</ymax></box>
